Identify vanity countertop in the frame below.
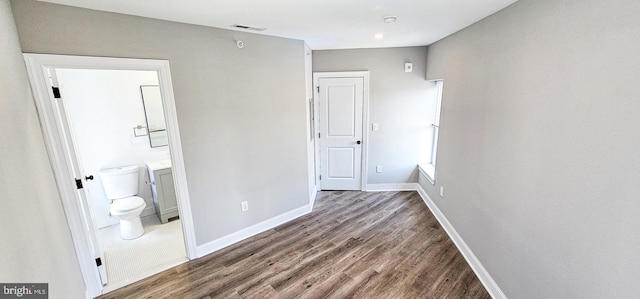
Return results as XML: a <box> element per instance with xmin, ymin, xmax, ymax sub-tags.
<box><xmin>146</xmin><ymin>159</ymin><xmax>172</xmax><ymax>171</ymax></box>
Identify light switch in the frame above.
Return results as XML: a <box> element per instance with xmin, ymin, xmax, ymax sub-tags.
<box><xmin>372</xmin><ymin>123</ymin><xmax>379</xmax><ymax>131</ymax></box>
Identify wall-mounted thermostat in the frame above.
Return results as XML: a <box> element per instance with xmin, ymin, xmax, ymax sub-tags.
<box><xmin>405</xmin><ymin>62</ymin><xmax>413</xmax><ymax>72</ymax></box>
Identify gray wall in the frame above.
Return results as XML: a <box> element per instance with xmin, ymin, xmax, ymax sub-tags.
<box><xmin>313</xmin><ymin>47</ymin><xmax>434</xmax><ymax>185</ymax></box>
<box><xmin>422</xmin><ymin>0</ymin><xmax>640</xmax><ymax>297</ymax></box>
<box><xmin>11</xmin><ymin>0</ymin><xmax>309</xmax><ymax>246</ymax></box>
<box><xmin>0</xmin><ymin>0</ymin><xmax>85</xmax><ymax>297</ymax></box>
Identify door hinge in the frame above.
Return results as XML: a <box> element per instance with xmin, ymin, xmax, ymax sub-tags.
<box><xmin>75</xmin><ymin>178</ymin><xmax>83</xmax><ymax>189</ymax></box>
<box><xmin>95</xmin><ymin>257</ymin><xmax>102</xmax><ymax>267</ymax></box>
<box><xmin>319</xmin><ymin>175</ymin><xmax>322</xmax><ymax>180</ymax></box>
<box><xmin>316</xmin><ymin>86</ymin><xmax>319</xmax><ymax>93</ymax></box>
<box><xmin>52</xmin><ymin>86</ymin><xmax>61</xmax><ymax>99</ymax></box>
<box><xmin>318</xmin><ymin>133</ymin><xmax>320</xmax><ymax>138</ymax></box>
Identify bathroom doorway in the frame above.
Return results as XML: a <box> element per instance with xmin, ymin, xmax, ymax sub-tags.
<box><xmin>23</xmin><ymin>54</ymin><xmax>197</xmax><ymax>297</ymax></box>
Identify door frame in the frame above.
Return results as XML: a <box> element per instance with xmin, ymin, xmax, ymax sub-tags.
<box><xmin>23</xmin><ymin>54</ymin><xmax>197</xmax><ymax>297</ymax></box>
<box><xmin>313</xmin><ymin>71</ymin><xmax>370</xmax><ymax>191</ymax></box>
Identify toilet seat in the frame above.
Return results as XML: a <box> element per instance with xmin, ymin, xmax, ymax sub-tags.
<box><xmin>111</xmin><ymin>196</ymin><xmax>145</xmax><ymax>213</ymax></box>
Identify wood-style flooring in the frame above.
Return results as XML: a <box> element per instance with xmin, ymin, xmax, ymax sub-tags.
<box><xmin>99</xmin><ymin>191</ymin><xmax>490</xmax><ymax>299</ymax></box>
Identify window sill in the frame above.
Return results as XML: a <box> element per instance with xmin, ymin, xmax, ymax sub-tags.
<box><xmin>418</xmin><ymin>164</ymin><xmax>435</xmax><ymax>185</ymax></box>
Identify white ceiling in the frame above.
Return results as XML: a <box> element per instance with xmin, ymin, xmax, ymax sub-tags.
<box><xmin>38</xmin><ymin>0</ymin><xmax>517</xmax><ymax>50</ymax></box>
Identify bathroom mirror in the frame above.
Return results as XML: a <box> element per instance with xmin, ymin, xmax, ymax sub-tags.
<box><xmin>140</xmin><ymin>85</ymin><xmax>168</xmax><ymax>147</ymax></box>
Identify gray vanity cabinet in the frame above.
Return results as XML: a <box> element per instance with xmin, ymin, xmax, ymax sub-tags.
<box><xmin>147</xmin><ymin>161</ymin><xmax>179</xmax><ymax>224</ymax></box>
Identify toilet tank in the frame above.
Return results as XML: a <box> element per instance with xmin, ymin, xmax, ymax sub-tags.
<box><xmin>100</xmin><ymin>165</ymin><xmax>140</xmax><ymax>199</ymax></box>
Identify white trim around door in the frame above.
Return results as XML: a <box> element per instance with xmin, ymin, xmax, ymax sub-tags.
<box><xmin>313</xmin><ymin>71</ymin><xmax>370</xmax><ymax>191</ymax></box>
<box><xmin>23</xmin><ymin>54</ymin><xmax>197</xmax><ymax>298</ymax></box>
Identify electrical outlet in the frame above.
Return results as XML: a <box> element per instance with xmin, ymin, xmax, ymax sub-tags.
<box><xmin>439</xmin><ymin>186</ymin><xmax>444</xmax><ymax>197</ymax></box>
<box><xmin>376</xmin><ymin>165</ymin><xmax>383</xmax><ymax>173</ymax></box>
<box><xmin>241</xmin><ymin>201</ymin><xmax>249</xmax><ymax>212</ymax></box>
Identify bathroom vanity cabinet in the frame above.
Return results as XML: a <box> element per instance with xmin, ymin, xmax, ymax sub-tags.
<box><xmin>146</xmin><ymin>160</ymin><xmax>179</xmax><ymax>224</ymax></box>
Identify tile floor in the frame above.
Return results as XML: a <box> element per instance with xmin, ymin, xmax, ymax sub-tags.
<box><xmin>98</xmin><ymin>215</ymin><xmax>187</xmax><ymax>293</ymax></box>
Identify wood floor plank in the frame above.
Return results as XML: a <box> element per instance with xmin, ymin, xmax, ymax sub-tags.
<box><xmin>325</xmin><ymin>268</ymin><xmax>380</xmax><ymax>299</ymax></box>
<box><xmin>98</xmin><ymin>191</ymin><xmax>490</xmax><ymax>299</ymax></box>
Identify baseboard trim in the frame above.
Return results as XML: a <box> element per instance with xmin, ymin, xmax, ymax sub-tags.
<box><xmin>365</xmin><ymin>183</ymin><xmax>419</xmax><ymax>191</ymax></box>
<box><xmin>310</xmin><ymin>188</ymin><xmax>318</xmax><ymax>207</ymax></box>
<box><xmin>415</xmin><ymin>184</ymin><xmax>506</xmax><ymax>299</ymax></box>
<box><xmin>196</xmin><ymin>203</ymin><xmax>313</xmax><ymax>258</ymax></box>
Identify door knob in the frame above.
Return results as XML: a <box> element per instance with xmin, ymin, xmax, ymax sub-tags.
<box><xmin>357</xmin><ymin>140</ymin><xmax>361</xmax><ymax>144</ymax></box>
<box><xmin>85</xmin><ymin>175</ymin><xmax>94</xmax><ymax>181</ymax></box>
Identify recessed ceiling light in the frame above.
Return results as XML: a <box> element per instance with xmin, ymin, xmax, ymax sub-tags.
<box><xmin>374</xmin><ymin>33</ymin><xmax>384</xmax><ymax>39</ymax></box>
<box><xmin>383</xmin><ymin>16</ymin><xmax>398</xmax><ymax>23</ymax></box>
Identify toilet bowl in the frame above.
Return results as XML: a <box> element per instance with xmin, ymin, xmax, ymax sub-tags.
<box><xmin>100</xmin><ymin>165</ymin><xmax>147</xmax><ymax>240</ymax></box>
<box><xmin>109</xmin><ymin>196</ymin><xmax>146</xmax><ymax>240</ymax></box>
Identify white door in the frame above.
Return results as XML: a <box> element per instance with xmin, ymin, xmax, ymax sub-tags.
<box><xmin>47</xmin><ymin>68</ymin><xmax>108</xmax><ymax>286</ymax></box>
<box><xmin>318</xmin><ymin>77</ymin><xmax>364</xmax><ymax>190</ymax></box>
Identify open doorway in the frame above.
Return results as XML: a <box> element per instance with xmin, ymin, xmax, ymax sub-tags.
<box><xmin>56</xmin><ymin>68</ymin><xmax>185</xmax><ymax>292</ymax></box>
<box><xmin>23</xmin><ymin>54</ymin><xmax>197</xmax><ymax>297</ymax></box>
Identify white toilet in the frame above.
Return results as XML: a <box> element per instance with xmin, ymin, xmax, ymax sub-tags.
<box><xmin>100</xmin><ymin>165</ymin><xmax>147</xmax><ymax>240</ymax></box>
